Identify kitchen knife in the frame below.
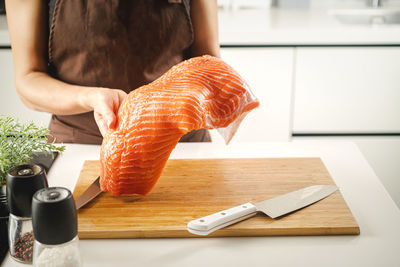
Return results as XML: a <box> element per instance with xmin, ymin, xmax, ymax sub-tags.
<box><xmin>75</xmin><ymin>176</ymin><xmax>102</xmax><ymax>209</ymax></box>
<box><xmin>187</xmin><ymin>184</ymin><xmax>338</xmax><ymax>236</ymax></box>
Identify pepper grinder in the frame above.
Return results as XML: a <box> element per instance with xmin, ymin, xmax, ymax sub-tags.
<box><xmin>6</xmin><ymin>164</ymin><xmax>48</xmax><ymax>264</ymax></box>
<box><xmin>32</xmin><ymin>187</ymin><xmax>82</xmax><ymax>267</ymax></box>
<box><xmin>0</xmin><ymin>184</ymin><xmax>9</xmax><ymax>263</ymax></box>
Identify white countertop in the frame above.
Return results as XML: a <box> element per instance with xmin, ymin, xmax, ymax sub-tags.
<box><xmin>2</xmin><ymin>140</ymin><xmax>400</xmax><ymax>267</ymax></box>
<box><xmin>2</xmin><ymin>8</ymin><xmax>400</xmax><ymax>46</ymax></box>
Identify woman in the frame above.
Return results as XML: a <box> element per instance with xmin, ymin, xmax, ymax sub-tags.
<box><xmin>6</xmin><ymin>0</ymin><xmax>220</xmax><ymax>144</ymax></box>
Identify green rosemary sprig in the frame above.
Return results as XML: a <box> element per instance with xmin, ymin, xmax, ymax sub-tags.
<box><xmin>0</xmin><ymin>115</ymin><xmax>65</xmax><ymax>184</ymax></box>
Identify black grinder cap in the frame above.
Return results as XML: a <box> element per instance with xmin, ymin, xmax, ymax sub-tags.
<box><xmin>32</xmin><ymin>187</ymin><xmax>77</xmax><ymax>245</ymax></box>
<box><xmin>6</xmin><ymin>164</ymin><xmax>48</xmax><ymax>217</ymax></box>
<box><xmin>0</xmin><ymin>185</ymin><xmax>8</xmax><ymax>217</ymax></box>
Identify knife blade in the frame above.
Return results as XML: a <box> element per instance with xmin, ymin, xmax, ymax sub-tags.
<box><xmin>75</xmin><ymin>176</ymin><xmax>102</xmax><ymax>210</ymax></box>
<box><xmin>187</xmin><ymin>184</ymin><xmax>338</xmax><ymax>236</ymax></box>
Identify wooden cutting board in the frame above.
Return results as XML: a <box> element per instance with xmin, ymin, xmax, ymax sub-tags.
<box><xmin>73</xmin><ymin>158</ymin><xmax>359</xmax><ymax>238</ymax></box>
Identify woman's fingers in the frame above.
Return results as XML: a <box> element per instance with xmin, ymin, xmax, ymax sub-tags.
<box><xmin>110</xmin><ymin>90</ymin><xmax>127</xmax><ymax>127</ymax></box>
<box><xmin>113</xmin><ymin>89</ymin><xmax>127</xmax><ymax>113</ymax></box>
<box><xmin>79</xmin><ymin>87</ymin><xmax>126</xmax><ymax>136</ymax></box>
<box><xmin>103</xmin><ymin>105</ymin><xmax>116</xmax><ymax>129</ymax></box>
<box><xmin>117</xmin><ymin>90</ymin><xmax>128</xmax><ymax>103</ymax></box>
<box><xmin>90</xmin><ymin>88</ymin><xmax>127</xmax><ymax>136</ymax></box>
<box><xmin>94</xmin><ymin>111</ymin><xmax>108</xmax><ymax>137</ymax></box>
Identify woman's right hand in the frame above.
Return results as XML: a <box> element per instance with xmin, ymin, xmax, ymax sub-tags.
<box><xmin>81</xmin><ymin>87</ymin><xmax>127</xmax><ymax>137</ymax></box>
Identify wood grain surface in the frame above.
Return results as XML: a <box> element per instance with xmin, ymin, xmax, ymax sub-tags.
<box><xmin>73</xmin><ymin>158</ymin><xmax>360</xmax><ymax>238</ymax></box>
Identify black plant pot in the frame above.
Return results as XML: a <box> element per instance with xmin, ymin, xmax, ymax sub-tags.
<box><xmin>0</xmin><ymin>0</ymin><xmax>5</xmax><ymax>14</ymax></box>
<box><xmin>0</xmin><ymin>184</ymin><xmax>9</xmax><ymax>263</ymax></box>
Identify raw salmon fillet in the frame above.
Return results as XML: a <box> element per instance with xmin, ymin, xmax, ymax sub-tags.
<box><xmin>100</xmin><ymin>55</ymin><xmax>259</xmax><ymax>196</ymax></box>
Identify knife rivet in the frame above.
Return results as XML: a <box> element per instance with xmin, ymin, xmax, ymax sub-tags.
<box><xmin>242</xmin><ymin>205</ymin><xmax>247</xmax><ymax>208</ymax></box>
<box><xmin>221</xmin><ymin>212</ymin><xmax>226</xmax><ymax>215</ymax></box>
<box><xmin>200</xmin><ymin>219</ymin><xmax>205</xmax><ymax>222</ymax></box>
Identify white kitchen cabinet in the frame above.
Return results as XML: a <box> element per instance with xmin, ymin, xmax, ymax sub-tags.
<box><xmin>0</xmin><ymin>50</ymin><xmax>51</xmax><ymax>126</ymax></box>
<box><xmin>212</xmin><ymin>48</ymin><xmax>294</xmax><ymax>143</ymax></box>
<box><xmin>293</xmin><ymin>47</ymin><xmax>400</xmax><ymax>133</ymax></box>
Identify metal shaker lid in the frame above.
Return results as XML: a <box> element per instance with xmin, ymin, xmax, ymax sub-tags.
<box><xmin>32</xmin><ymin>187</ymin><xmax>77</xmax><ymax>245</ymax></box>
<box><xmin>6</xmin><ymin>164</ymin><xmax>48</xmax><ymax>217</ymax></box>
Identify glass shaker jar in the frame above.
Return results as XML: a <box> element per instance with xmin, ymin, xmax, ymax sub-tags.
<box><xmin>32</xmin><ymin>187</ymin><xmax>81</xmax><ymax>267</ymax></box>
<box><xmin>0</xmin><ymin>184</ymin><xmax>9</xmax><ymax>262</ymax></box>
<box><xmin>6</xmin><ymin>164</ymin><xmax>48</xmax><ymax>264</ymax></box>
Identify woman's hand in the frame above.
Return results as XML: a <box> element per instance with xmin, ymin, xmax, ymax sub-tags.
<box><xmin>81</xmin><ymin>88</ymin><xmax>127</xmax><ymax>137</ymax></box>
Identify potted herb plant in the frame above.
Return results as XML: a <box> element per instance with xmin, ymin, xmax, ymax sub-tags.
<box><xmin>0</xmin><ymin>116</ymin><xmax>65</xmax><ymax>192</ymax></box>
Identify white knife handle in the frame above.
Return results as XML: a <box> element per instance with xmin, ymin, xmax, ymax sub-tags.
<box><xmin>187</xmin><ymin>203</ymin><xmax>257</xmax><ymax>236</ymax></box>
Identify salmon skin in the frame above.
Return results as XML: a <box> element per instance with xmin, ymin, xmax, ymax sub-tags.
<box><xmin>100</xmin><ymin>55</ymin><xmax>259</xmax><ymax>196</ymax></box>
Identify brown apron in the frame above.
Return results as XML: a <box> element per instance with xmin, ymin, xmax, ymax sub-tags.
<box><xmin>47</xmin><ymin>0</ymin><xmax>210</xmax><ymax>144</ymax></box>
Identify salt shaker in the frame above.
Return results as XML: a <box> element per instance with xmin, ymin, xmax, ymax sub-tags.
<box><xmin>32</xmin><ymin>187</ymin><xmax>81</xmax><ymax>267</ymax></box>
<box><xmin>6</xmin><ymin>164</ymin><xmax>48</xmax><ymax>263</ymax></box>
